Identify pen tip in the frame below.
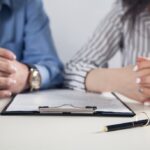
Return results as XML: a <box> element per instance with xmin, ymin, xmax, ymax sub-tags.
<box><xmin>99</xmin><ymin>127</ymin><xmax>108</xmax><ymax>133</ymax></box>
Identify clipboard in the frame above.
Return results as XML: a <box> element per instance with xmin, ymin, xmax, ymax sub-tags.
<box><xmin>1</xmin><ymin>89</ymin><xmax>135</xmax><ymax>117</ymax></box>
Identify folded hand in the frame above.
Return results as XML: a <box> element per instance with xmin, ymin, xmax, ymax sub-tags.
<box><xmin>0</xmin><ymin>48</ymin><xmax>29</xmax><ymax>98</ymax></box>
<box><xmin>135</xmin><ymin>57</ymin><xmax>150</xmax><ymax>102</ymax></box>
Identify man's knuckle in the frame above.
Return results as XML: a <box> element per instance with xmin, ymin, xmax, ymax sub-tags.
<box><xmin>5</xmin><ymin>79</ymin><xmax>11</xmax><ymax>87</ymax></box>
<box><xmin>0</xmin><ymin>91</ymin><xmax>8</xmax><ymax>98</ymax></box>
<box><xmin>6</xmin><ymin>61</ymin><xmax>10</xmax><ymax>68</ymax></box>
<box><xmin>6</xmin><ymin>62</ymin><xmax>12</xmax><ymax>72</ymax></box>
<box><xmin>0</xmin><ymin>93</ymin><xmax>5</xmax><ymax>98</ymax></box>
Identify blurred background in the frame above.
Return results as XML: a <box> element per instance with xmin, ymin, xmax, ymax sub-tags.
<box><xmin>43</xmin><ymin>0</ymin><xmax>121</xmax><ymax>67</ymax></box>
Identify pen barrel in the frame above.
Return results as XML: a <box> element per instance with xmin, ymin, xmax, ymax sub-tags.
<box><xmin>107</xmin><ymin>119</ymin><xmax>148</xmax><ymax>132</ymax></box>
<box><xmin>107</xmin><ymin>122</ymin><xmax>134</xmax><ymax>132</ymax></box>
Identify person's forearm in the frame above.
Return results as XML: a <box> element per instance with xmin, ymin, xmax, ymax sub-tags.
<box><xmin>85</xmin><ymin>66</ymin><xmax>150</xmax><ymax>102</ymax></box>
<box><xmin>85</xmin><ymin>68</ymin><xmax>124</xmax><ymax>93</ymax></box>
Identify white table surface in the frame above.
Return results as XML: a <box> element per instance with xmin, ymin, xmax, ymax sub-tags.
<box><xmin>0</xmin><ymin>94</ymin><xmax>150</xmax><ymax>150</ymax></box>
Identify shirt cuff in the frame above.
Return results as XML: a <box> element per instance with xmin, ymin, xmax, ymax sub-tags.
<box><xmin>35</xmin><ymin>65</ymin><xmax>51</xmax><ymax>89</ymax></box>
<box><xmin>64</xmin><ymin>64</ymin><xmax>97</xmax><ymax>91</ymax></box>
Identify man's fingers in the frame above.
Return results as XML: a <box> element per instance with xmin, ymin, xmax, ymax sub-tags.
<box><xmin>0</xmin><ymin>90</ymin><xmax>12</xmax><ymax>98</ymax></box>
<box><xmin>0</xmin><ymin>77</ymin><xmax>16</xmax><ymax>89</ymax></box>
<box><xmin>0</xmin><ymin>59</ymin><xmax>17</xmax><ymax>74</ymax></box>
<box><xmin>0</xmin><ymin>72</ymin><xmax>9</xmax><ymax>77</ymax></box>
<box><xmin>0</xmin><ymin>48</ymin><xmax>16</xmax><ymax>60</ymax></box>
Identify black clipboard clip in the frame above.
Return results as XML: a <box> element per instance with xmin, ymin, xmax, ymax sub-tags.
<box><xmin>39</xmin><ymin>104</ymin><xmax>97</xmax><ymax>114</ymax></box>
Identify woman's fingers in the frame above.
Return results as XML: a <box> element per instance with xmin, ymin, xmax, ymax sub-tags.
<box><xmin>140</xmin><ymin>76</ymin><xmax>150</xmax><ymax>84</ymax></box>
<box><xmin>144</xmin><ymin>102</ymin><xmax>150</xmax><ymax>106</ymax></box>
<box><xmin>135</xmin><ymin>57</ymin><xmax>150</xmax><ymax>102</ymax></box>
<box><xmin>137</xmin><ymin>76</ymin><xmax>150</xmax><ymax>99</ymax></box>
<box><xmin>137</xmin><ymin>69</ymin><xmax>150</xmax><ymax>78</ymax></box>
<box><xmin>140</xmin><ymin>87</ymin><xmax>150</xmax><ymax>96</ymax></box>
<box><xmin>136</xmin><ymin>63</ymin><xmax>150</xmax><ymax>85</ymax></box>
<box><xmin>137</xmin><ymin>57</ymin><xmax>150</xmax><ymax>63</ymax></box>
<box><xmin>137</xmin><ymin>60</ymin><xmax>150</xmax><ymax>70</ymax></box>
<box><xmin>138</xmin><ymin>86</ymin><xmax>150</xmax><ymax>101</ymax></box>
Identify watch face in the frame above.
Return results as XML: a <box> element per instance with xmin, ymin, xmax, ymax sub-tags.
<box><xmin>30</xmin><ymin>68</ymin><xmax>41</xmax><ymax>90</ymax></box>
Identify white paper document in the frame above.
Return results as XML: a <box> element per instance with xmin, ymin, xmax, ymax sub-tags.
<box><xmin>4</xmin><ymin>90</ymin><xmax>134</xmax><ymax>116</ymax></box>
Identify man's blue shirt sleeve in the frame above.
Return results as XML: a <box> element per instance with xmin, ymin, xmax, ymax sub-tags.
<box><xmin>22</xmin><ymin>0</ymin><xmax>63</xmax><ymax>89</ymax></box>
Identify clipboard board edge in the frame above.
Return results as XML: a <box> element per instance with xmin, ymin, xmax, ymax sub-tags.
<box><xmin>1</xmin><ymin>111</ymin><xmax>135</xmax><ymax>117</ymax></box>
<box><xmin>112</xmin><ymin>93</ymin><xmax>135</xmax><ymax>116</ymax></box>
<box><xmin>1</xmin><ymin>93</ymin><xmax>135</xmax><ymax>117</ymax></box>
<box><xmin>1</xmin><ymin>95</ymin><xmax>17</xmax><ymax>115</ymax></box>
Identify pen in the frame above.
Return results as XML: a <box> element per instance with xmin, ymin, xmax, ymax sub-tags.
<box><xmin>100</xmin><ymin>119</ymin><xmax>150</xmax><ymax>132</ymax></box>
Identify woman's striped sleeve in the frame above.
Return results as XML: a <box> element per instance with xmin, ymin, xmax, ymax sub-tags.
<box><xmin>64</xmin><ymin>4</ymin><xmax>123</xmax><ymax>91</ymax></box>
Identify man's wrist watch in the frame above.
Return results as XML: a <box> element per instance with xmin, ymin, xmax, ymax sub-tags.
<box><xmin>28</xmin><ymin>66</ymin><xmax>41</xmax><ymax>91</ymax></box>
